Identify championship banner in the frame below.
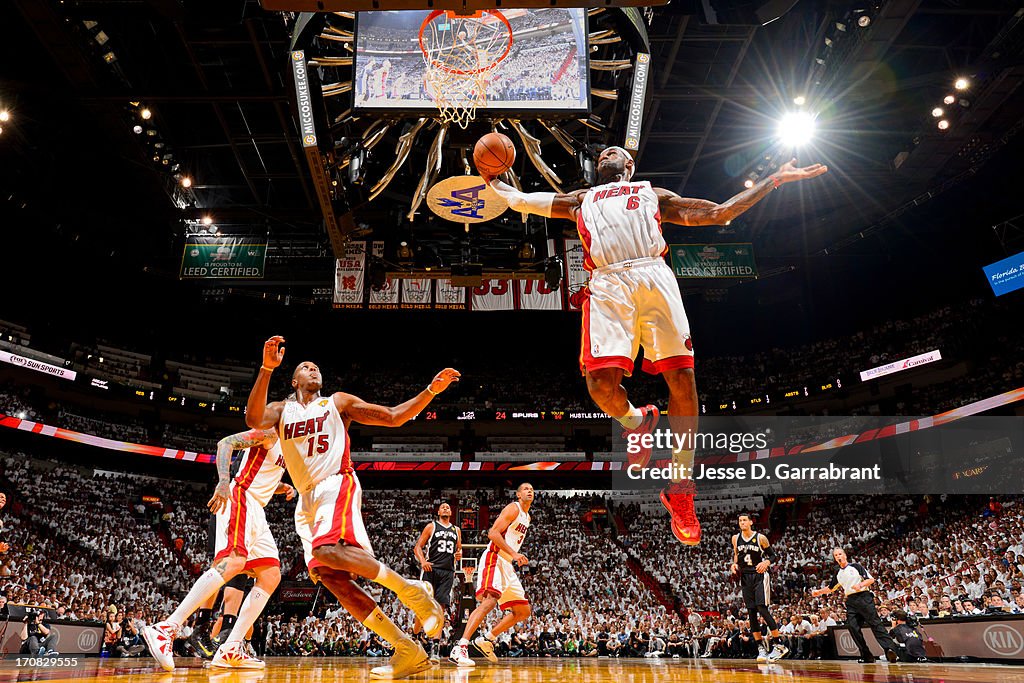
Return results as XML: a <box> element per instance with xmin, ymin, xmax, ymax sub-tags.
<box><xmin>564</xmin><ymin>239</ymin><xmax>589</xmax><ymax>311</ymax></box>
<box><xmin>670</xmin><ymin>243</ymin><xmax>757</xmax><ymax>279</ymax></box>
<box><xmin>401</xmin><ymin>279</ymin><xmax>433</xmax><ymax>309</ymax></box>
<box><xmin>368</xmin><ymin>241</ymin><xmax>399</xmax><ymax>310</ymax></box>
<box><xmin>0</xmin><ymin>350</ymin><xmax>77</xmax><ymax>381</ymax></box>
<box><xmin>180</xmin><ymin>237</ymin><xmax>267</xmax><ymax>279</ymax></box>
<box><xmin>333</xmin><ymin>240</ymin><xmax>366</xmax><ymax>309</ymax></box>
<box><xmin>472</xmin><ymin>280</ymin><xmax>514</xmax><ymax>311</ymax></box>
<box><xmin>519</xmin><ymin>242</ymin><xmax>563</xmax><ymax>310</ymax></box>
<box><xmin>435</xmin><ymin>279</ymin><xmax>467</xmax><ymax>310</ymax></box>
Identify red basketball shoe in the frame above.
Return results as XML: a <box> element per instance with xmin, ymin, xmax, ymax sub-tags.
<box><xmin>622</xmin><ymin>404</ymin><xmax>661</xmax><ymax>469</ymax></box>
<box><xmin>661</xmin><ymin>479</ymin><xmax>701</xmax><ymax>545</ymax></box>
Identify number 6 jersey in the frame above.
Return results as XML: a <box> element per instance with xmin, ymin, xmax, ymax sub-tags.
<box><xmin>278</xmin><ymin>395</ymin><xmax>351</xmax><ymax>492</ymax></box>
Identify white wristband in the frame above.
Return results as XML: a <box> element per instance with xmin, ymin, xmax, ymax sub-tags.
<box><xmin>490</xmin><ymin>179</ymin><xmax>555</xmax><ymax>218</ymax></box>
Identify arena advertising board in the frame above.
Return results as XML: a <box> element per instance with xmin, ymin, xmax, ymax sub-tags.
<box><xmin>670</xmin><ymin>243</ymin><xmax>757</xmax><ymax>279</ymax></box>
<box><xmin>832</xmin><ymin>617</ymin><xmax>1024</xmax><ymax>661</ymax></box>
<box><xmin>983</xmin><ymin>250</ymin><xmax>1024</xmax><ymax>297</ymax></box>
<box><xmin>353</xmin><ymin>9</ymin><xmax>590</xmax><ymax>113</ymax></box>
<box><xmin>0</xmin><ymin>350</ymin><xmax>76</xmax><ymax>381</ymax></box>
<box><xmin>179</xmin><ymin>237</ymin><xmax>267</xmax><ymax>279</ymax></box>
<box><xmin>859</xmin><ymin>349</ymin><xmax>942</xmax><ymax>381</ymax></box>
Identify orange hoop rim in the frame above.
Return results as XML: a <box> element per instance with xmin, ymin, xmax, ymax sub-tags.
<box><xmin>418</xmin><ymin>9</ymin><xmax>514</xmax><ymax>76</ymax></box>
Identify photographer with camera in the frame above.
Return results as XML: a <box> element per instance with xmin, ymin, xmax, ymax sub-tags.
<box><xmin>20</xmin><ymin>610</ymin><xmax>58</xmax><ymax>657</ymax></box>
<box><xmin>889</xmin><ymin>610</ymin><xmax>928</xmax><ymax>663</ymax></box>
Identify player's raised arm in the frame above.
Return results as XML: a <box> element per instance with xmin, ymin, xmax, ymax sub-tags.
<box><xmin>413</xmin><ymin>522</ymin><xmax>435</xmax><ymax>573</ymax></box>
<box><xmin>246</xmin><ymin>336</ymin><xmax>286</xmax><ymax>429</ymax></box>
<box><xmin>208</xmin><ymin>428</ymin><xmax>278</xmax><ymax>513</ymax></box>
<box><xmin>487</xmin><ymin>502</ymin><xmax>527</xmax><ymax>565</ymax></box>
<box><xmin>656</xmin><ymin>159</ymin><xmax>828</xmax><ymax>226</ymax></box>
<box><xmin>487</xmin><ymin>178</ymin><xmax>588</xmax><ymax>221</ymax></box>
<box><xmin>334</xmin><ymin>368</ymin><xmax>461</xmax><ymax>427</ymax></box>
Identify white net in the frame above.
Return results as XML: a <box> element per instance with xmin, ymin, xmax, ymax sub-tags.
<box><xmin>420</xmin><ymin>11</ymin><xmax>513</xmax><ymax>129</ymax></box>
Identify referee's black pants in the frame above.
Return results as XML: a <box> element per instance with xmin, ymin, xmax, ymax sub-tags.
<box><xmin>845</xmin><ymin>591</ymin><xmax>897</xmax><ymax>659</ymax></box>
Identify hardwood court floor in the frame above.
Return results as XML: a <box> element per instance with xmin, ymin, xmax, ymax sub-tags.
<box><xmin>4</xmin><ymin>657</ymin><xmax>1024</xmax><ymax>683</ymax></box>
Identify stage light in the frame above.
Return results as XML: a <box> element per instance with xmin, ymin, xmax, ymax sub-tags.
<box><xmin>944</xmin><ymin>94</ymin><xmax>955</xmax><ymax>105</ymax></box>
<box><xmin>777</xmin><ymin>111</ymin><xmax>816</xmax><ymax>147</ymax></box>
<box><xmin>141</xmin><ymin>108</ymin><xmax>152</xmax><ymax>120</ymax></box>
<box><xmin>793</xmin><ymin>95</ymin><xmax>806</xmax><ymax>106</ymax></box>
<box><xmin>744</xmin><ymin>178</ymin><xmax>755</xmax><ymax>189</ymax></box>
<box><xmin>0</xmin><ymin>110</ymin><xmax>9</xmax><ymax>122</ymax></box>
<box><xmin>938</xmin><ymin>119</ymin><xmax>950</xmax><ymax>130</ymax></box>
<box><xmin>133</xmin><ymin>125</ymin><xmax>143</xmax><ymax>134</ymax></box>
<box><xmin>955</xmin><ymin>77</ymin><xmax>969</xmax><ymax>91</ymax></box>
<box><xmin>202</xmin><ymin>215</ymin><xmax>213</xmax><ymax>225</ymax></box>
<box><xmin>857</xmin><ymin>15</ymin><xmax>871</xmax><ymax>27</ymax></box>
<box><xmin>835</xmin><ymin>21</ymin><xmax>846</xmax><ymax>31</ymax></box>
<box><xmin>932</xmin><ymin>107</ymin><xmax>944</xmax><ymax>118</ymax></box>
<box><xmin>0</xmin><ymin>126</ymin><xmax>3</xmax><ymax>136</ymax></box>
<box><xmin>180</xmin><ymin>176</ymin><xmax>192</xmax><ymax>188</ymax></box>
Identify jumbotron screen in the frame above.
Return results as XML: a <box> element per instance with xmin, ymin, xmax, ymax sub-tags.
<box><xmin>353</xmin><ymin>9</ymin><xmax>590</xmax><ymax>113</ymax></box>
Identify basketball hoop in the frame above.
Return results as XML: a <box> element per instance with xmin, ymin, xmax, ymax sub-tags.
<box><xmin>419</xmin><ymin>10</ymin><xmax>513</xmax><ymax>129</ymax></box>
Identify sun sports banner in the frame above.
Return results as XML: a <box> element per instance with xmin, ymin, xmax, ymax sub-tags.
<box><xmin>670</xmin><ymin>243</ymin><xmax>757</xmax><ymax>279</ymax></box>
<box><xmin>180</xmin><ymin>237</ymin><xmax>267</xmax><ymax>279</ymax></box>
<box><xmin>333</xmin><ymin>241</ymin><xmax>366</xmax><ymax>309</ymax></box>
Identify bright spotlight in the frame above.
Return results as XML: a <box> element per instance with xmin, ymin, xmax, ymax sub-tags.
<box><xmin>954</xmin><ymin>77</ymin><xmax>969</xmax><ymax>91</ymax></box>
<box><xmin>202</xmin><ymin>215</ymin><xmax>213</xmax><ymax>225</ymax></box>
<box><xmin>133</xmin><ymin>125</ymin><xmax>143</xmax><ymax>134</ymax></box>
<box><xmin>793</xmin><ymin>95</ymin><xmax>806</xmax><ymax>106</ymax></box>
<box><xmin>744</xmin><ymin>179</ymin><xmax>755</xmax><ymax>189</ymax></box>
<box><xmin>857</xmin><ymin>15</ymin><xmax>871</xmax><ymax>27</ymax></box>
<box><xmin>931</xmin><ymin>107</ymin><xmax>944</xmax><ymax>118</ymax></box>
<box><xmin>944</xmin><ymin>94</ymin><xmax>956</xmax><ymax>105</ymax></box>
<box><xmin>0</xmin><ymin>110</ymin><xmax>9</xmax><ymax>122</ymax></box>
<box><xmin>777</xmin><ymin>111</ymin><xmax>816</xmax><ymax>147</ymax></box>
<box><xmin>180</xmin><ymin>176</ymin><xmax>192</xmax><ymax>188</ymax></box>
<box><xmin>938</xmin><ymin>119</ymin><xmax>950</xmax><ymax>130</ymax></box>
<box><xmin>141</xmin><ymin>107</ymin><xmax>152</xmax><ymax>120</ymax></box>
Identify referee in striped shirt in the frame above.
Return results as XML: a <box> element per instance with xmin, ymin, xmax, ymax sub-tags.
<box><xmin>811</xmin><ymin>548</ymin><xmax>898</xmax><ymax>663</ymax></box>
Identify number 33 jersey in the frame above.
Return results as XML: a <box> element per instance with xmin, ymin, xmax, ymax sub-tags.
<box><xmin>278</xmin><ymin>395</ymin><xmax>351</xmax><ymax>492</ymax></box>
<box><xmin>577</xmin><ymin>180</ymin><xmax>666</xmax><ymax>270</ymax></box>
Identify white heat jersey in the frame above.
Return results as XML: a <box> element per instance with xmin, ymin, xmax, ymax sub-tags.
<box><xmin>577</xmin><ymin>180</ymin><xmax>666</xmax><ymax>270</ymax></box>
<box><xmin>278</xmin><ymin>395</ymin><xmax>351</xmax><ymax>492</ymax></box>
<box><xmin>487</xmin><ymin>502</ymin><xmax>531</xmax><ymax>560</ymax></box>
<box><xmin>233</xmin><ymin>441</ymin><xmax>286</xmax><ymax>507</ymax></box>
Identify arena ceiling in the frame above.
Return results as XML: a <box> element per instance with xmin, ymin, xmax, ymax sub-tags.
<box><xmin>1</xmin><ymin>0</ymin><xmax>1023</xmax><ymax>293</ymax></box>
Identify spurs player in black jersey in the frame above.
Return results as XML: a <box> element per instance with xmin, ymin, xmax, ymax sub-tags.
<box><xmin>485</xmin><ymin>148</ymin><xmax>827</xmax><ymax>547</ymax></box>
<box><xmin>731</xmin><ymin>513</ymin><xmax>787</xmax><ymax>662</ymax></box>
<box><xmin>413</xmin><ymin>503</ymin><xmax>463</xmax><ymax>657</ymax></box>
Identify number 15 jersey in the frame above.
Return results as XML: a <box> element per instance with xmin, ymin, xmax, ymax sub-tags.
<box><xmin>278</xmin><ymin>395</ymin><xmax>351</xmax><ymax>492</ymax></box>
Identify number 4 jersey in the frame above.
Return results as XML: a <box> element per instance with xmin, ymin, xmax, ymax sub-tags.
<box><xmin>278</xmin><ymin>395</ymin><xmax>351</xmax><ymax>492</ymax></box>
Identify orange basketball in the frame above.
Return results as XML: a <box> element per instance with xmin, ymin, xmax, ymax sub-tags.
<box><xmin>474</xmin><ymin>132</ymin><xmax>516</xmax><ymax>177</ymax></box>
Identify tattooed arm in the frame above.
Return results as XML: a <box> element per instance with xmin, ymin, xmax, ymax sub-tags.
<box><xmin>333</xmin><ymin>368</ymin><xmax>461</xmax><ymax>427</ymax></box>
<box><xmin>207</xmin><ymin>428</ymin><xmax>278</xmax><ymax>513</ymax></box>
<box><xmin>656</xmin><ymin>159</ymin><xmax>828</xmax><ymax>226</ymax></box>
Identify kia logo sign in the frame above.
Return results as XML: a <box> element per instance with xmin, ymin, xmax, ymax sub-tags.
<box><xmin>984</xmin><ymin>624</ymin><xmax>1024</xmax><ymax>656</ymax></box>
<box><xmin>78</xmin><ymin>629</ymin><xmax>99</xmax><ymax>651</ymax></box>
<box><xmin>839</xmin><ymin>631</ymin><xmax>857</xmax><ymax>653</ymax></box>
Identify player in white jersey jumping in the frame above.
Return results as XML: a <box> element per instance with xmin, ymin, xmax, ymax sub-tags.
<box><xmin>485</xmin><ymin>148</ymin><xmax>826</xmax><ymax>546</ymax></box>
<box><xmin>245</xmin><ymin>336</ymin><xmax>461</xmax><ymax>679</ymax></box>
<box><xmin>450</xmin><ymin>483</ymin><xmax>534</xmax><ymax>667</ymax></box>
<box><xmin>142</xmin><ymin>427</ymin><xmax>294</xmax><ymax>671</ymax></box>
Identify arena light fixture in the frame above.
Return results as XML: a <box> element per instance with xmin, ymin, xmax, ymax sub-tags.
<box><xmin>944</xmin><ymin>94</ymin><xmax>956</xmax><ymax>105</ymax></box>
<box><xmin>133</xmin><ymin>124</ymin><xmax>143</xmax><ymax>134</ymax></box>
<box><xmin>202</xmin><ymin>215</ymin><xmax>213</xmax><ymax>225</ymax></box>
<box><xmin>744</xmin><ymin>178</ymin><xmax>755</xmax><ymax>189</ymax></box>
<box><xmin>955</xmin><ymin>77</ymin><xmax>969</xmax><ymax>91</ymax></box>
<box><xmin>180</xmin><ymin>176</ymin><xmax>192</xmax><ymax>188</ymax></box>
<box><xmin>140</xmin><ymin>107</ymin><xmax>153</xmax><ymax>120</ymax></box>
<box><xmin>793</xmin><ymin>95</ymin><xmax>806</xmax><ymax>106</ymax></box>
<box><xmin>938</xmin><ymin>119</ymin><xmax>950</xmax><ymax>130</ymax></box>
<box><xmin>932</xmin><ymin>107</ymin><xmax>944</xmax><ymax>118</ymax></box>
<box><xmin>857</xmin><ymin>15</ymin><xmax>871</xmax><ymax>27</ymax></box>
<box><xmin>0</xmin><ymin>110</ymin><xmax>9</xmax><ymax>122</ymax></box>
<box><xmin>777</xmin><ymin>111</ymin><xmax>816</xmax><ymax>147</ymax></box>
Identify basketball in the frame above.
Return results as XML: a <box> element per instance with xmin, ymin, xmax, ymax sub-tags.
<box><xmin>474</xmin><ymin>132</ymin><xmax>516</xmax><ymax>178</ymax></box>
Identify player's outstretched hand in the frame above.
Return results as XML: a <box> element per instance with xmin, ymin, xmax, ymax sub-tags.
<box><xmin>262</xmin><ymin>335</ymin><xmax>286</xmax><ymax>370</ymax></box>
<box><xmin>810</xmin><ymin>588</ymin><xmax>826</xmax><ymax>597</ymax></box>
<box><xmin>208</xmin><ymin>481</ymin><xmax>231</xmax><ymax>514</ymax></box>
<box><xmin>773</xmin><ymin>158</ymin><xmax>828</xmax><ymax>185</ymax></box>
<box><xmin>429</xmin><ymin>368</ymin><xmax>461</xmax><ymax>394</ymax></box>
